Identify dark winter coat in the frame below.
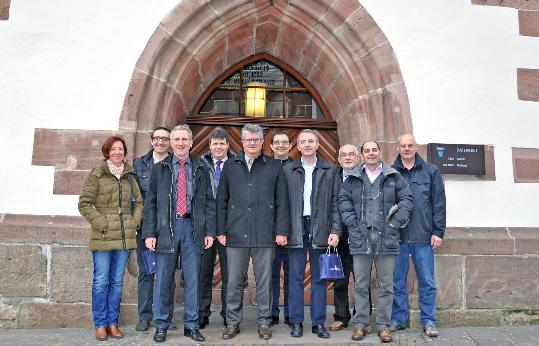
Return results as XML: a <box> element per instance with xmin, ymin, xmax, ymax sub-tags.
<box><xmin>216</xmin><ymin>152</ymin><xmax>290</xmax><ymax>248</ymax></box>
<box><xmin>338</xmin><ymin>162</ymin><xmax>413</xmax><ymax>255</ymax></box>
<box><xmin>141</xmin><ymin>155</ymin><xmax>216</xmax><ymax>254</ymax></box>
<box><xmin>200</xmin><ymin>150</ymin><xmax>236</xmax><ymax>198</ymax></box>
<box><xmin>79</xmin><ymin>160</ymin><xmax>143</xmax><ymax>251</ymax></box>
<box><xmin>393</xmin><ymin>153</ymin><xmax>446</xmax><ymax>243</ymax></box>
<box><xmin>284</xmin><ymin>155</ymin><xmax>342</xmax><ymax>249</ymax></box>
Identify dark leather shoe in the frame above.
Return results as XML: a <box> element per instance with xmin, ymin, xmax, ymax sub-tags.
<box><xmin>153</xmin><ymin>328</ymin><xmax>167</xmax><ymax>343</ymax></box>
<box><xmin>290</xmin><ymin>323</ymin><xmax>303</xmax><ymax>337</ymax></box>
<box><xmin>184</xmin><ymin>328</ymin><xmax>205</xmax><ymax>342</ymax></box>
<box><xmin>95</xmin><ymin>327</ymin><xmax>107</xmax><ymax>341</ymax></box>
<box><xmin>199</xmin><ymin>316</ymin><xmax>209</xmax><ymax>329</ymax></box>
<box><xmin>269</xmin><ymin>315</ymin><xmax>279</xmax><ymax>326</ymax></box>
<box><xmin>312</xmin><ymin>324</ymin><xmax>330</xmax><ymax>338</ymax></box>
<box><xmin>106</xmin><ymin>325</ymin><xmax>123</xmax><ymax>339</ymax></box>
<box><xmin>135</xmin><ymin>320</ymin><xmax>150</xmax><ymax>332</ymax></box>
<box><xmin>352</xmin><ymin>326</ymin><xmax>366</xmax><ymax>341</ymax></box>
<box><xmin>258</xmin><ymin>324</ymin><xmax>272</xmax><ymax>340</ymax></box>
<box><xmin>222</xmin><ymin>325</ymin><xmax>240</xmax><ymax>339</ymax></box>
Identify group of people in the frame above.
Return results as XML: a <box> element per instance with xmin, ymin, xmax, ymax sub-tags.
<box><xmin>78</xmin><ymin>123</ymin><xmax>446</xmax><ymax>343</ymax></box>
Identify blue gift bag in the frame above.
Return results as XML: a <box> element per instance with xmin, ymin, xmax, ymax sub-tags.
<box><xmin>319</xmin><ymin>246</ymin><xmax>345</xmax><ymax>280</ymax></box>
<box><xmin>142</xmin><ymin>249</ymin><xmax>156</xmax><ymax>275</ymax></box>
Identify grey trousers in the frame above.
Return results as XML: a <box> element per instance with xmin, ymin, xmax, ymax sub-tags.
<box><xmin>351</xmin><ymin>251</ymin><xmax>396</xmax><ymax>331</ymax></box>
<box><xmin>226</xmin><ymin>247</ymin><xmax>274</xmax><ymax>326</ymax></box>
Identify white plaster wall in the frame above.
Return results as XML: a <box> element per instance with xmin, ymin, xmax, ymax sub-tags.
<box><xmin>0</xmin><ymin>0</ymin><xmax>178</xmax><ymax>216</ymax></box>
<box><xmin>361</xmin><ymin>0</ymin><xmax>539</xmax><ymax>226</ymax></box>
<box><xmin>0</xmin><ymin>0</ymin><xmax>538</xmax><ymax>226</ymax></box>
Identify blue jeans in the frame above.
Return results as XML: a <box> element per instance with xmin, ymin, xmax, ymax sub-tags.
<box><xmin>92</xmin><ymin>250</ymin><xmax>130</xmax><ymax>327</ymax></box>
<box><xmin>392</xmin><ymin>243</ymin><xmax>437</xmax><ymax>326</ymax></box>
<box><xmin>271</xmin><ymin>253</ymin><xmax>289</xmax><ymax>319</ymax></box>
<box><xmin>288</xmin><ymin>218</ymin><xmax>327</xmax><ymax>325</ymax></box>
<box><xmin>154</xmin><ymin>218</ymin><xmax>200</xmax><ymax>330</ymax></box>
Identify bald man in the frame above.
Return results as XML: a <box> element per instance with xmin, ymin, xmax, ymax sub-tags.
<box><xmin>390</xmin><ymin>134</ymin><xmax>446</xmax><ymax>338</ymax></box>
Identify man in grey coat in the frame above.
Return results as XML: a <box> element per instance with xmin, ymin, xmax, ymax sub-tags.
<box><xmin>216</xmin><ymin>123</ymin><xmax>290</xmax><ymax>341</ymax></box>
<box><xmin>339</xmin><ymin>140</ymin><xmax>413</xmax><ymax>343</ymax></box>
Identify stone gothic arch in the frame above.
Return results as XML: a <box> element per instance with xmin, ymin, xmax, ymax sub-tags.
<box><xmin>122</xmin><ymin>0</ymin><xmax>412</xmax><ymax>159</ymax></box>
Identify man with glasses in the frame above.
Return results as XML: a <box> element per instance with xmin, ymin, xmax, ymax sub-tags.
<box><xmin>217</xmin><ymin>124</ymin><xmax>290</xmax><ymax>340</ymax></box>
<box><xmin>268</xmin><ymin>131</ymin><xmax>293</xmax><ymax>327</ymax></box>
<box><xmin>330</xmin><ymin>144</ymin><xmax>362</xmax><ymax>332</ymax></box>
<box><xmin>133</xmin><ymin>127</ymin><xmax>176</xmax><ymax>332</ymax></box>
<box><xmin>390</xmin><ymin>134</ymin><xmax>446</xmax><ymax>337</ymax></box>
<box><xmin>143</xmin><ymin>124</ymin><xmax>215</xmax><ymax>343</ymax></box>
<box><xmin>338</xmin><ymin>140</ymin><xmax>413</xmax><ymax>343</ymax></box>
<box><xmin>284</xmin><ymin>129</ymin><xmax>342</xmax><ymax>339</ymax></box>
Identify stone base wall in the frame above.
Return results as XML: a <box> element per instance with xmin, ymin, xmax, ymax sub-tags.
<box><xmin>0</xmin><ymin>214</ymin><xmax>538</xmax><ymax>328</ymax></box>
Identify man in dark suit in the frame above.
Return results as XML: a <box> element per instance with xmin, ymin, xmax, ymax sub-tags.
<box><xmin>216</xmin><ymin>123</ymin><xmax>290</xmax><ymax>341</ymax></box>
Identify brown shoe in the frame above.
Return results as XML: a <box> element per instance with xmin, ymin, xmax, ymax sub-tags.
<box><xmin>378</xmin><ymin>328</ymin><xmax>393</xmax><ymax>343</ymax></box>
<box><xmin>351</xmin><ymin>326</ymin><xmax>366</xmax><ymax>341</ymax></box>
<box><xmin>95</xmin><ymin>327</ymin><xmax>107</xmax><ymax>341</ymax></box>
<box><xmin>329</xmin><ymin>321</ymin><xmax>347</xmax><ymax>331</ymax></box>
<box><xmin>258</xmin><ymin>324</ymin><xmax>272</xmax><ymax>340</ymax></box>
<box><xmin>106</xmin><ymin>325</ymin><xmax>124</xmax><ymax>339</ymax></box>
<box><xmin>222</xmin><ymin>325</ymin><xmax>240</xmax><ymax>339</ymax></box>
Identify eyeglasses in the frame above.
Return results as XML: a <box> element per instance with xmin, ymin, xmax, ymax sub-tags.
<box><xmin>338</xmin><ymin>152</ymin><xmax>357</xmax><ymax>158</ymax></box>
<box><xmin>273</xmin><ymin>140</ymin><xmax>289</xmax><ymax>145</ymax></box>
<box><xmin>242</xmin><ymin>138</ymin><xmax>264</xmax><ymax>144</ymax></box>
<box><xmin>298</xmin><ymin>139</ymin><xmax>316</xmax><ymax>145</ymax></box>
<box><xmin>152</xmin><ymin>136</ymin><xmax>170</xmax><ymax>142</ymax></box>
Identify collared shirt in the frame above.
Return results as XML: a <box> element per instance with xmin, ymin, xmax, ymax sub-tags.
<box><xmin>172</xmin><ymin>155</ymin><xmax>193</xmax><ymax>213</ymax></box>
<box><xmin>301</xmin><ymin>157</ymin><xmax>317</xmax><ymax>216</ymax></box>
<box><xmin>363</xmin><ymin>162</ymin><xmax>383</xmax><ymax>183</ymax></box>
<box><xmin>245</xmin><ymin>153</ymin><xmax>259</xmax><ymax>172</ymax></box>
<box><xmin>342</xmin><ymin>170</ymin><xmax>350</xmax><ymax>183</ymax></box>
<box><xmin>213</xmin><ymin>156</ymin><xmax>227</xmax><ymax>171</ymax></box>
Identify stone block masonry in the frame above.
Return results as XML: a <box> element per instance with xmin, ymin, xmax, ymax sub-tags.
<box><xmin>0</xmin><ymin>213</ymin><xmax>538</xmax><ymax>328</ymax></box>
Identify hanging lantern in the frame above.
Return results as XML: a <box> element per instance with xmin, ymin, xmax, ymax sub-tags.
<box><xmin>245</xmin><ymin>82</ymin><xmax>266</xmax><ymax>117</ymax></box>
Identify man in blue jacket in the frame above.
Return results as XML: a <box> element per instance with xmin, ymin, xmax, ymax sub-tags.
<box><xmin>390</xmin><ymin>134</ymin><xmax>446</xmax><ymax>337</ymax></box>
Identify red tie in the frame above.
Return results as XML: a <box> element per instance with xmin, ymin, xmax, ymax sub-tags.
<box><xmin>176</xmin><ymin>159</ymin><xmax>187</xmax><ymax>215</ymax></box>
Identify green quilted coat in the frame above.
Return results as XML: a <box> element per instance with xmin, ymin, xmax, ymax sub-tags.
<box><xmin>78</xmin><ymin>160</ymin><xmax>143</xmax><ymax>251</ymax></box>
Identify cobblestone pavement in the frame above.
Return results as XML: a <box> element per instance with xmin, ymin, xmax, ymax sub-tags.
<box><xmin>1</xmin><ymin>306</ymin><xmax>538</xmax><ymax>345</ymax></box>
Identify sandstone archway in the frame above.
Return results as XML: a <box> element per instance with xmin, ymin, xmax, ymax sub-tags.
<box><xmin>122</xmin><ymin>0</ymin><xmax>412</xmax><ymax>159</ymax></box>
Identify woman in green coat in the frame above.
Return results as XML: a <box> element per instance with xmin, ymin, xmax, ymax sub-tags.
<box><xmin>78</xmin><ymin>135</ymin><xmax>143</xmax><ymax>341</ymax></box>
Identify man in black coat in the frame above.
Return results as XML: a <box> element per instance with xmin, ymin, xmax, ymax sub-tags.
<box><xmin>216</xmin><ymin>123</ymin><xmax>290</xmax><ymax>341</ymax></box>
<box><xmin>268</xmin><ymin>131</ymin><xmax>293</xmax><ymax>326</ymax></box>
<box><xmin>284</xmin><ymin>129</ymin><xmax>342</xmax><ymax>339</ymax></box>
<box><xmin>198</xmin><ymin>127</ymin><xmax>234</xmax><ymax>329</ymax></box>
<box><xmin>133</xmin><ymin>126</ymin><xmax>175</xmax><ymax>332</ymax></box>
<box><xmin>143</xmin><ymin>124</ymin><xmax>215</xmax><ymax>343</ymax></box>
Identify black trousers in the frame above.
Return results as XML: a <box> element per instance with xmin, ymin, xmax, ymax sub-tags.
<box><xmin>199</xmin><ymin>241</ymin><xmax>228</xmax><ymax>320</ymax></box>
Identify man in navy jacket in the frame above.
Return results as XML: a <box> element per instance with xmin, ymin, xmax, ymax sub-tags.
<box><xmin>390</xmin><ymin>134</ymin><xmax>446</xmax><ymax>338</ymax></box>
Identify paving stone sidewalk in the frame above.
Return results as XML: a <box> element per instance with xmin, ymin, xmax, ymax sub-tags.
<box><xmin>1</xmin><ymin>306</ymin><xmax>538</xmax><ymax>345</ymax></box>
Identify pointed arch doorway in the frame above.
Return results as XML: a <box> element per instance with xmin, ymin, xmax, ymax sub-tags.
<box><xmin>187</xmin><ymin>53</ymin><xmax>339</xmax><ymax>161</ymax></box>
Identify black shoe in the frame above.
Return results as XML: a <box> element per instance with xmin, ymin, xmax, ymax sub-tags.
<box><xmin>269</xmin><ymin>316</ymin><xmax>279</xmax><ymax>326</ymax></box>
<box><xmin>199</xmin><ymin>316</ymin><xmax>209</xmax><ymax>329</ymax></box>
<box><xmin>184</xmin><ymin>328</ymin><xmax>205</xmax><ymax>342</ymax></box>
<box><xmin>290</xmin><ymin>323</ymin><xmax>303</xmax><ymax>337</ymax></box>
<box><xmin>285</xmin><ymin>317</ymin><xmax>292</xmax><ymax>327</ymax></box>
<box><xmin>312</xmin><ymin>324</ymin><xmax>330</xmax><ymax>338</ymax></box>
<box><xmin>153</xmin><ymin>328</ymin><xmax>167</xmax><ymax>343</ymax></box>
<box><xmin>135</xmin><ymin>320</ymin><xmax>150</xmax><ymax>332</ymax></box>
